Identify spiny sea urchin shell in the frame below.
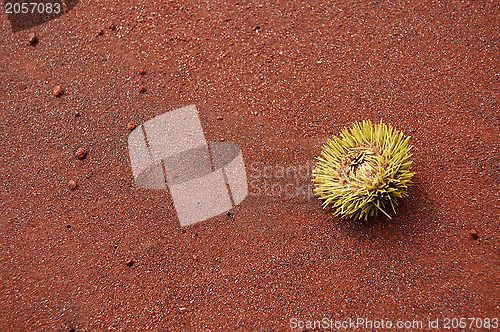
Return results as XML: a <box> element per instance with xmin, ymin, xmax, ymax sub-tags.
<box><xmin>312</xmin><ymin>120</ymin><xmax>415</xmax><ymax>220</ymax></box>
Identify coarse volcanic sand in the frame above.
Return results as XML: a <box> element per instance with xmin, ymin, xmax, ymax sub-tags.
<box><xmin>0</xmin><ymin>0</ymin><xmax>499</xmax><ymax>331</ymax></box>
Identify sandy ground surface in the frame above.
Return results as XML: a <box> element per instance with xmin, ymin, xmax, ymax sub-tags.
<box><xmin>1</xmin><ymin>0</ymin><xmax>499</xmax><ymax>331</ymax></box>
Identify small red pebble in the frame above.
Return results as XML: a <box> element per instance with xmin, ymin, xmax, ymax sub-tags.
<box><xmin>128</xmin><ymin>122</ymin><xmax>136</xmax><ymax>130</ymax></box>
<box><xmin>470</xmin><ymin>229</ymin><xmax>479</xmax><ymax>240</ymax></box>
<box><xmin>109</xmin><ymin>23</ymin><xmax>116</xmax><ymax>30</ymax></box>
<box><xmin>28</xmin><ymin>32</ymin><xmax>38</xmax><ymax>45</ymax></box>
<box><xmin>139</xmin><ymin>69</ymin><xmax>146</xmax><ymax>75</ymax></box>
<box><xmin>97</xmin><ymin>29</ymin><xmax>104</xmax><ymax>36</ymax></box>
<box><xmin>125</xmin><ymin>259</ymin><xmax>134</xmax><ymax>267</ymax></box>
<box><xmin>68</xmin><ymin>180</ymin><xmax>77</xmax><ymax>190</ymax></box>
<box><xmin>139</xmin><ymin>86</ymin><xmax>146</xmax><ymax>93</ymax></box>
<box><xmin>53</xmin><ymin>85</ymin><xmax>63</xmax><ymax>96</ymax></box>
<box><xmin>75</xmin><ymin>147</ymin><xmax>87</xmax><ymax>159</ymax></box>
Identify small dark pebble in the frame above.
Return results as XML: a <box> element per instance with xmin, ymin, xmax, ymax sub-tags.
<box><xmin>217</xmin><ymin>116</ymin><xmax>223</xmax><ymax>120</ymax></box>
<box><xmin>139</xmin><ymin>69</ymin><xmax>146</xmax><ymax>75</ymax></box>
<box><xmin>226</xmin><ymin>211</ymin><xmax>232</xmax><ymax>217</ymax></box>
<box><xmin>28</xmin><ymin>32</ymin><xmax>38</xmax><ymax>45</ymax></box>
<box><xmin>97</xmin><ymin>28</ymin><xmax>104</xmax><ymax>36</ymax></box>
<box><xmin>470</xmin><ymin>229</ymin><xmax>479</xmax><ymax>240</ymax></box>
<box><xmin>139</xmin><ymin>86</ymin><xmax>146</xmax><ymax>93</ymax></box>
<box><xmin>125</xmin><ymin>259</ymin><xmax>134</xmax><ymax>267</ymax></box>
<box><xmin>75</xmin><ymin>147</ymin><xmax>87</xmax><ymax>159</ymax></box>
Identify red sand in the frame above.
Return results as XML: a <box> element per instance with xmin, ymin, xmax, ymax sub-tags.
<box><xmin>1</xmin><ymin>0</ymin><xmax>499</xmax><ymax>331</ymax></box>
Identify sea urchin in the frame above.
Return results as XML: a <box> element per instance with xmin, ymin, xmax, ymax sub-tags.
<box><xmin>312</xmin><ymin>120</ymin><xmax>415</xmax><ymax>220</ymax></box>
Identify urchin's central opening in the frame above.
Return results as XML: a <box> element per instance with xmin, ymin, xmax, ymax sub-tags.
<box><xmin>341</xmin><ymin>146</ymin><xmax>385</xmax><ymax>193</ymax></box>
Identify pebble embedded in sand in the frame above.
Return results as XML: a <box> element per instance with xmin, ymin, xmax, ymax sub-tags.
<box><xmin>470</xmin><ymin>229</ymin><xmax>479</xmax><ymax>240</ymax></box>
<box><xmin>28</xmin><ymin>32</ymin><xmax>38</xmax><ymax>45</ymax></box>
<box><xmin>128</xmin><ymin>122</ymin><xmax>136</xmax><ymax>130</ymax></box>
<box><xmin>68</xmin><ymin>180</ymin><xmax>77</xmax><ymax>190</ymax></box>
<box><xmin>53</xmin><ymin>85</ymin><xmax>63</xmax><ymax>96</ymax></box>
<box><xmin>75</xmin><ymin>147</ymin><xmax>87</xmax><ymax>159</ymax></box>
